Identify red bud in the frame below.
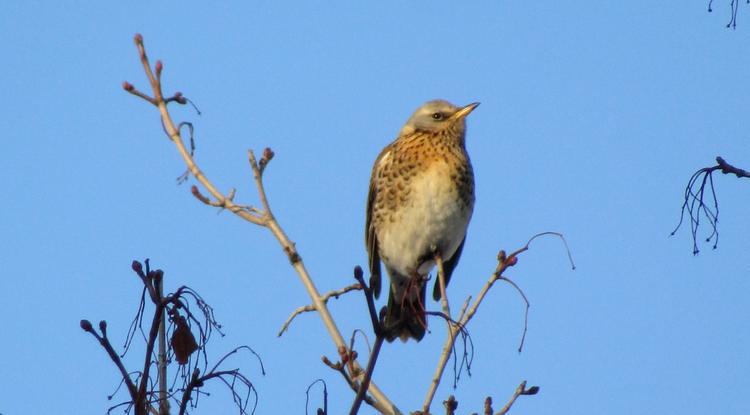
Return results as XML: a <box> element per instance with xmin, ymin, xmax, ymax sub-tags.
<box><xmin>122</xmin><ymin>81</ymin><xmax>134</xmax><ymax>91</ymax></box>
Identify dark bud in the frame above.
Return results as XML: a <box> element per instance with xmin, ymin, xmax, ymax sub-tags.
<box><xmin>497</xmin><ymin>250</ymin><xmax>506</xmax><ymax>262</ymax></box>
<box><xmin>122</xmin><ymin>81</ymin><xmax>134</xmax><ymax>91</ymax></box>
<box><xmin>134</xmin><ymin>33</ymin><xmax>143</xmax><ymax>44</ymax></box>
<box><xmin>174</xmin><ymin>92</ymin><xmax>187</xmax><ymax>105</ymax></box>
<box><xmin>132</xmin><ymin>260</ymin><xmax>143</xmax><ymax>274</ymax></box>
<box><xmin>353</xmin><ymin>265</ymin><xmax>363</xmax><ymax>281</ymax></box>
<box><xmin>191</xmin><ymin>368</ymin><xmax>204</xmax><ymax>387</ymax></box>
<box><xmin>507</xmin><ymin>255</ymin><xmax>518</xmax><ymax>266</ymax></box>
<box><xmin>524</xmin><ymin>385</ymin><xmax>540</xmax><ymax>395</ymax></box>
<box><xmin>443</xmin><ymin>395</ymin><xmax>458</xmax><ymax>411</ymax></box>
<box><xmin>262</xmin><ymin>147</ymin><xmax>275</xmax><ymax>162</ymax></box>
<box><xmin>99</xmin><ymin>320</ymin><xmax>107</xmax><ymax>333</ymax></box>
<box><xmin>484</xmin><ymin>396</ymin><xmax>493</xmax><ymax>414</ymax></box>
<box><xmin>155</xmin><ymin>60</ymin><xmax>163</xmax><ymax>76</ymax></box>
<box><xmin>317</xmin><ymin>409</ymin><xmax>324</xmax><ymax>415</ymax></box>
<box><xmin>80</xmin><ymin>319</ymin><xmax>93</xmax><ymax>332</ymax></box>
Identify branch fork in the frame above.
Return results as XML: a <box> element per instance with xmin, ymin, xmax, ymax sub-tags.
<box><xmin>123</xmin><ymin>33</ymin><xmax>397</xmax><ymax>414</ymax></box>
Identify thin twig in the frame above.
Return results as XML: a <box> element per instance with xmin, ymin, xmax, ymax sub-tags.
<box><xmin>497</xmin><ymin>276</ymin><xmax>530</xmax><ymax>353</ymax></box>
<box><xmin>495</xmin><ymin>381</ymin><xmax>539</xmax><ymax>415</ymax></box>
<box><xmin>435</xmin><ymin>253</ymin><xmax>451</xmax><ymax>321</ymax></box>
<box><xmin>672</xmin><ymin>156</ymin><xmax>748</xmax><ymax>254</ymax></box>
<box><xmin>124</xmin><ymin>34</ymin><xmax>397</xmax><ymax>414</ymax></box>
<box><xmin>349</xmin><ymin>266</ymin><xmax>386</xmax><ymax>415</ymax></box>
<box><xmin>349</xmin><ymin>336</ymin><xmax>385</xmax><ymax>415</ymax></box>
<box><xmin>80</xmin><ymin>320</ymin><xmax>139</xmax><ymax>401</ymax></box>
<box><xmin>421</xmin><ymin>253</ymin><xmax>457</xmax><ymax>413</ymax></box>
<box><xmin>157</xmin><ymin>278</ymin><xmax>169</xmax><ymax>415</ymax></box>
<box><xmin>422</xmin><ymin>232</ymin><xmax>574</xmax><ymax>413</ymax></box>
<box><xmin>278</xmin><ymin>283</ymin><xmax>363</xmax><ymax>337</ymax></box>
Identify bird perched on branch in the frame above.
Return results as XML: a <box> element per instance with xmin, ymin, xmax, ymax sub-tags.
<box><xmin>366</xmin><ymin>99</ymin><xmax>478</xmax><ymax>342</ymax></box>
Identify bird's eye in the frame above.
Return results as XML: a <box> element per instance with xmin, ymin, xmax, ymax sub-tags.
<box><xmin>431</xmin><ymin>112</ymin><xmax>443</xmax><ymax>120</ymax></box>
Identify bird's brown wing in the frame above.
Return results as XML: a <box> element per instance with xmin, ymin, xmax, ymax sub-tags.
<box><xmin>366</xmin><ymin>147</ymin><xmax>391</xmax><ymax>299</ymax></box>
<box><xmin>433</xmin><ymin>235</ymin><xmax>466</xmax><ymax>301</ymax></box>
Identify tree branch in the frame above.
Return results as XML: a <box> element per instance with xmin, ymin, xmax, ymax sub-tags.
<box><xmin>278</xmin><ymin>283</ymin><xmax>363</xmax><ymax>337</ymax></box>
<box><xmin>123</xmin><ymin>34</ymin><xmax>398</xmax><ymax>415</ymax></box>
<box><xmin>422</xmin><ymin>232</ymin><xmax>574</xmax><ymax>413</ymax></box>
<box><xmin>672</xmin><ymin>156</ymin><xmax>748</xmax><ymax>254</ymax></box>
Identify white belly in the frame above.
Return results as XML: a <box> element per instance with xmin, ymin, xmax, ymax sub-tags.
<box><xmin>378</xmin><ymin>165</ymin><xmax>472</xmax><ymax>279</ymax></box>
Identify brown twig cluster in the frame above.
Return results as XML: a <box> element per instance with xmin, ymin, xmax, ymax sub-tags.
<box><xmin>122</xmin><ymin>34</ymin><xmax>575</xmax><ymax>415</ymax></box>
<box><xmin>81</xmin><ymin>260</ymin><xmax>263</xmax><ymax>415</ymax></box>
<box><xmin>672</xmin><ymin>156</ymin><xmax>749</xmax><ymax>254</ymax></box>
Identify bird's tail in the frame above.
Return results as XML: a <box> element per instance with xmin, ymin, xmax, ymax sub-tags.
<box><xmin>384</xmin><ymin>278</ymin><xmax>427</xmax><ymax>342</ymax></box>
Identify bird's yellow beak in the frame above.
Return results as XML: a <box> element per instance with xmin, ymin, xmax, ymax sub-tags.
<box><xmin>450</xmin><ymin>102</ymin><xmax>480</xmax><ymax>121</ymax></box>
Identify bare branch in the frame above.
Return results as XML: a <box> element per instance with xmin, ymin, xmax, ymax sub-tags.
<box><xmin>124</xmin><ymin>34</ymin><xmax>398</xmax><ymax>414</ymax></box>
<box><xmin>422</xmin><ymin>232</ymin><xmax>573</xmax><ymax>413</ymax></box>
<box><xmin>495</xmin><ymin>381</ymin><xmax>539</xmax><ymax>415</ymax></box>
<box><xmin>278</xmin><ymin>283</ymin><xmax>363</xmax><ymax>337</ymax></box>
<box><xmin>349</xmin><ymin>267</ymin><xmax>386</xmax><ymax>415</ymax></box>
<box><xmin>80</xmin><ymin>320</ymin><xmax>139</xmax><ymax>401</ymax></box>
<box><xmin>672</xmin><ymin>156</ymin><xmax>749</xmax><ymax>254</ymax></box>
<box><xmin>707</xmin><ymin>0</ymin><xmax>749</xmax><ymax>29</ymax></box>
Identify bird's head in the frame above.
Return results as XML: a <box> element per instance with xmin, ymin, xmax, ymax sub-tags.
<box><xmin>399</xmin><ymin>100</ymin><xmax>480</xmax><ymax>137</ymax></box>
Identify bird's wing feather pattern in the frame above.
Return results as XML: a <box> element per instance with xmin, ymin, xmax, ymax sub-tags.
<box><xmin>366</xmin><ymin>146</ymin><xmax>393</xmax><ymax>299</ymax></box>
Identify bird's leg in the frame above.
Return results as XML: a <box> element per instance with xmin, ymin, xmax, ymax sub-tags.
<box><xmin>404</xmin><ymin>274</ymin><xmax>427</xmax><ymax>330</ymax></box>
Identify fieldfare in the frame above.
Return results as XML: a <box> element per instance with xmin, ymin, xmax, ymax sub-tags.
<box><xmin>366</xmin><ymin>99</ymin><xmax>478</xmax><ymax>342</ymax></box>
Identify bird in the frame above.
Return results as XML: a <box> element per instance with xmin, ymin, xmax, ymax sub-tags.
<box><xmin>366</xmin><ymin>99</ymin><xmax>478</xmax><ymax>342</ymax></box>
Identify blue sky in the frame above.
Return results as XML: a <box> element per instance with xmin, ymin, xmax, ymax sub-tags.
<box><xmin>0</xmin><ymin>1</ymin><xmax>748</xmax><ymax>414</ymax></box>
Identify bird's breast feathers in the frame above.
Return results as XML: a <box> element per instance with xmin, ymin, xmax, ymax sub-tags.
<box><xmin>376</xmin><ymin>162</ymin><xmax>473</xmax><ymax>278</ymax></box>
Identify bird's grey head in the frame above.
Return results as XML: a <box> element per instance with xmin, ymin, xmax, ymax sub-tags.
<box><xmin>399</xmin><ymin>99</ymin><xmax>480</xmax><ymax>136</ymax></box>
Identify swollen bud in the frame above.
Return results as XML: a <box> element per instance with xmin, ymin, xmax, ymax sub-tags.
<box><xmin>132</xmin><ymin>260</ymin><xmax>143</xmax><ymax>274</ymax></box>
<box><xmin>497</xmin><ymin>250</ymin><xmax>506</xmax><ymax>262</ymax></box>
<box><xmin>99</xmin><ymin>320</ymin><xmax>107</xmax><ymax>333</ymax></box>
<box><xmin>134</xmin><ymin>33</ymin><xmax>143</xmax><ymax>45</ymax></box>
<box><xmin>155</xmin><ymin>60</ymin><xmax>163</xmax><ymax>76</ymax></box>
<box><xmin>122</xmin><ymin>81</ymin><xmax>134</xmax><ymax>91</ymax></box>
<box><xmin>353</xmin><ymin>265</ymin><xmax>364</xmax><ymax>280</ymax></box>
<box><xmin>264</xmin><ymin>147</ymin><xmax>275</xmax><ymax>159</ymax></box>
<box><xmin>80</xmin><ymin>319</ymin><xmax>93</xmax><ymax>332</ymax></box>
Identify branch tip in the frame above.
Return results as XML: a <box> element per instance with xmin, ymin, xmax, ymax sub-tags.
<box><xmin>80</xmin><ymin>319</ymin><xmax>93</xmax><ymax>332</ymax></box>
<box><xmin>134</xmin><ymin>33</ymin><xmax>143</xmax><ymax>45</ymax></box>
<box><xmin>131</xmin><ymin>260</ymin><xmax>143</xmax><ymax>274</ymax></box>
